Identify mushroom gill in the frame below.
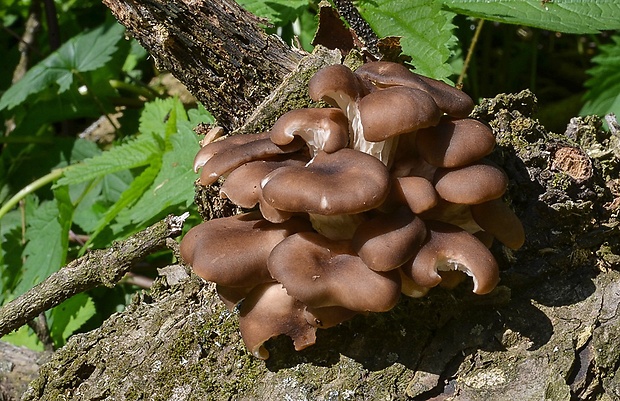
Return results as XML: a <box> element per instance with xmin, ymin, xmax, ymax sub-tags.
<box><xmin>180</xmin><ymin>61</ymin><xmax>525</xmax><ymax>359</ymax></box>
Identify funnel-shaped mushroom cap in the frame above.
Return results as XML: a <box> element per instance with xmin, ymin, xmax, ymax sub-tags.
<box><xmin>355</xmin><ymin>61</ymin><xmax>474</xmax><ymax>118</ymax></box>
<box><xmin>198</xmin><ymin>136</ymin><xmax>305</xmax><ymax>186</ymax></box>
<box><xmin>402</xmin><ymin>221</ymin><xmax>499</xmax><ymax>294</ymax></box>
<box><xmin>268</xmin><ymin>232</ymin><xmax>402</xmax><ymax>312</ymax></box>
<box><xmin>308</xmin><ymin>64</ymin><xmax>370</xmax><ymax>108</ymax></box>
<box><xmin>352</xmin><ymin>207</ymin><xmax>427</xmax><ymax>272</ymax></box>
<box><xmin>270</xmin><ymin>108</ymin><xmax>349</xmax><ymax>154</ymax></box>
<box><xmin>261</xmin><ymin>148</ymin><xmax>390</xmax><ymax>215</ymax></box>
<box><xmin>358</xmin><ymin>86</ymin><xmax>442</xmax><ymax>142</ymax></box>
<box><xmin>433</xmin><ymin>161</ymin><xmax>508</xmax><ymax>205</ymax></box>
<box><xmin>470</xmin><ymin>198</ymin><xmax>525</xmax><ymax>250</ymax></box>
<box><xmin>193</xmin><ymin>132</ymin><xmax>270</xmax><ymax>173</ymax></box>
<box><xmin>239</xmin><ymin>283</ymin><xmax>317</xmax><ymax>360</ymax></box>
<box><xmin>416</xmin><ymin>117</ymin><xmax>496</xmax><ymax>168</ymax></box>
<box><xmin>180</xmin><ymin>212</ymin><xmax>311</xmax><ymax>288</ymax></box>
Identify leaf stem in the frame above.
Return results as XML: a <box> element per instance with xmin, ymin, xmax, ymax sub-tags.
<box><xmin>0</xmin><ymin>168</ymin><xmax>68</xmax><ymax>220</ymax></box>
<box><xmin>457</xmin><ymin>19</ymin><xmax>484</xmax><ymax>88</ymax></box>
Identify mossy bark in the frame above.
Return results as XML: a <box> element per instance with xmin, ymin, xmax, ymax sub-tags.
<box><xmin>19</xmin><ymin>0</ymin><xmax>620</xmax><ymax>399</ymax></box>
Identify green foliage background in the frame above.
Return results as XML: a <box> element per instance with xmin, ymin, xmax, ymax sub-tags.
<box><xmin>0</xmin><ymin>0</ymin><xmax>619</xmax><ymax>350</ymax></box>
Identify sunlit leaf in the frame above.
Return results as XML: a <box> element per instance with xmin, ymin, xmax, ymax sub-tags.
<box><xmin>0</xmin><ymin>21</ymin><xmax>125</xmax><ymax>110</ymax></box>
<box><xmin>48</xmin><ymin>293</ymin><xmax>96</xmax><ymax>347</ymax></box>
<box><xmin>443</xmin><ymin>0</ymin><xmax>620</xmax><ymax>34</ymax></box>
<box><xmin>357</xmin><ymin>0</ymin><xmax>456</xmax><ymax>80</ymax></box>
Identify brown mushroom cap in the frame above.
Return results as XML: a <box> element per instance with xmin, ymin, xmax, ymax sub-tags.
<box><xmin>358</xmin><ymin>86</ymin><xmax>442</xmax><ymax>142</ymax></box>
<box><xmin>391</xmin><ymin>176</ymin><xmax>439</xmax><ymax>214</ymax></box>
<box><xmin>220</xmin><ymin>158</ymin><xmax>307</xmax><ymax>209</ymax></box>
<box><xmin>433</xmin><ymin>161</ymin><xmax>508</xmax><ymax>205</ymax></box>
<box><xmin>416</xmin><ymin>117</ymin><xmax>496</xmax><ymax>168</ymax></box>
<box><xmin>401</xmin><ymin>221</ymin><xmax>499</xmax><ymax>295</ymax></box>
<box><xmin>179</xmin><ymin>211</ymin><xmax>311</xmax><ymax>288</ymax></box>
<box><xmin>470</xmin><ymin>198</ymin><xmax>525</xmax><ymax>250</ymax></box>
<box><xmin>354</xmin><ymin>61</ymin><xmax>475</xmax><ymax>118</ymax></box>
<box><xmin>270</xmin><ymin>108</ymin><xmax>349</xmax><ymax>154</ymax></box>
<box><xmin>308</xmin><ymin>64</ymin><xmax>370</xmax><ymax>108</ymax></box>
<box><xmin>193</xmin><ymin>132</ymin><xmax>270</xmax><ymax>173</ymax></box>
<box><xmin>351</xmin><ymin>207</ymin><xmax>427</xmax><ymax>271</ymax></box>
<box><xmin>261</xmin><ymin>148</ymin><xmax>390</xmax><ymax>215</ymax></box>
<box><xmin>198</xmin><ymin>137</ymin><xmax>305</xmax><ymax>186</ymax></box>
<box><xmin>238</xmin><ymin>283</ymin><xmax>317</xmax><ymax>359</ymax></box>
<box><xmin>303</xmin><ymin>306</ymin><xmax>358</xmax><ymax>328</ymax></box>
<box><xmin>268</xmin><ymin>232</ymin><xmax>402</xmax><ymax>312</ymax></box>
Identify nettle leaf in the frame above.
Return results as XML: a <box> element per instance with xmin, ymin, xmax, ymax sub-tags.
<box><xmin>581</xmin><ymin>35</ymin><xmax>620</xmax><ymax>118</ymax></box>
<box><xmin>443</xmin><ymin>0</ymin><xmax>620</xmax><ymax>34</ymax></box>
<box><xmin>55</xmin><ymin>135</ymin><xmax>161</xmax><ymax>187</ymax></box>
<box><xmin>48</xmin><ymin>293</ymin><xmax>96</xmax><ymax>347</ymax></box>
<box><xmin>14</xmin><ymin>188</ymin><xmax>74</xmax><ymax>297</ymax></box>
<box><xmin>0</xmin><ymin>21</ymin><xmax>125</xmax><ymax>111</ymax></box>
<box><xmin>357</xmin><ymin>0</ymin><xmax>456</xmax><ymax>80</ymax></box>
<box><xmin>236</xmin><ymin>0</ymin><xmax>308</xmax><ymax>26</ymax></box>
<box><xmin>115</xmin><ymin>119</ymin><xmax>201</xmax><ymax>229</ymax></box>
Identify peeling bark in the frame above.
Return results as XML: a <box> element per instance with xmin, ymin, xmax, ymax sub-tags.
<box><xmin>16</xmin><ymin>0</ymin><xmax>620</xmax><ymax>400</ymax></box>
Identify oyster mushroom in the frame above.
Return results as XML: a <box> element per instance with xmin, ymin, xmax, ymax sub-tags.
<box><xmin>268</xmin><ymin>231</ymin><xmax>402</xmax><ymax>312</ymax></box>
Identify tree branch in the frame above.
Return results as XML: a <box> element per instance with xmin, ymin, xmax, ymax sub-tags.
<box><xmin>0</xmin><ymin>214</ymin><xmax>188</xmax><ymax>337</ymax></box>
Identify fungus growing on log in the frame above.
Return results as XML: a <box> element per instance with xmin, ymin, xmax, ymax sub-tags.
<box><xmin>180</xmin><ymin>61</ymin><xmax>525</xmax><ymax>359</ymax></box>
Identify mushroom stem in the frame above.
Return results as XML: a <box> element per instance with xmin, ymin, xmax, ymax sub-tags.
<box><xmin>309</xmin><ymin>213</ymin><xmax>366</xmax><ymax>240</ymax></box>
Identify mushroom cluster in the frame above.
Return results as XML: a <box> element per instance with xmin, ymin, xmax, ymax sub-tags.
<box><xmin>180</xmin><ymin>61</ymin><xmax>525</xmax><ymax>359</ymax></box>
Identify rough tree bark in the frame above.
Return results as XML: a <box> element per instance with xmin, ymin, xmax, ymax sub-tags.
<box><xmin>15</xmin><ymin>0</ymin><xmax>620</xmax><ymax>400</ymax></box>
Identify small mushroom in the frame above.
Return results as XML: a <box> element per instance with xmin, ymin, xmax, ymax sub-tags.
<box><xmin>193</xmin><ymin>132</ymin><xmax>271</xmax><ymax>173</ymax></box>
<box><xmin>433</xmin><ymin>161</ymin><xmax>508</xmax><ymax>205</ymax></box>
<box><xmin>238</xmin><ymin>283</ymin><xmax>317</xmax><ymax>360</ymax></box>
<box><xmin>198</xmin><ymin>136</ymin><xmax>306</xmax><ymax>186</ymax></box>
<box><xmin>270</xmin><ymin>108</ymin><xmax>350</xmax><ymax>155</ymax></box>
<box><xmin>354</xmin><ymin>61</ymin><xmax>475</xmax><ymax>118</ymax></box>
<box><xmin>308</xmin><ymin>64</ymin><xmax>371</xmax><ymax>109</ymax></box>
<box><xmin>401</xmin><ymin>221</ymin><xmax>500</xmax><ymax>295</ymax></box>
<box><xmin>416</xmin><ymin>117</ymin><xmax>496</xmax><ymax>168</ymax></box>
<box><xmin>391</xmin><ymin>176</ymin><xmax>439</xmax><ymax>214</ymax></box>
<box><xmin>358</xmin><ymin>86</ymin><xmax>442</xmax><ymax>142</ymax></box>
<box><xmin>179</xmin><ymin>211</ymin><xmax>312</xmax><ymax>288</ymax></box>
<box><xmin>261</xmin><ymin>148</ymin><xmax>390</xmax><ymax>216</ymax></box>
<box><xmin>351</xmin><ymin>206</ymin><xmax>427</xmax><ymax>271</ymax></box>
<box><xmin>470</xmin><ymin>198</ymin><xmax>525</xmax><ymax>250</ymax></box>
<box><xmin>268</xmin><ymin>232</ymin><xmax>402</xmax><ymax>312</ymax></box>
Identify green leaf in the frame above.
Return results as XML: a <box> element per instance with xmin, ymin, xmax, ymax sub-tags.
<box><xmin>357</xmin><ymin>0</ymin><xmax>456</xmax><ymax>80</ymax></box>
<box><xmin>48</xmin><ymin>293</ymin><xmax>96</xmax><ymax>347</ymax></box>
<box><xmin>55</xmin><ymin>135</ymin><xmax>161</xmax><ymax>187</ymax></box>
<box><xmin>236</xmin><ymin>0</ymin><xmax>309</xmax><ymax>26</ymax></box>
<box><xmin>115</xmin><ymin>119</ymin><xmax>201</xmax><ymax>228</ymax></box>
<box><xmin>1</xmin><ymin>326</ymin><xmax>44</xmax><ymax>352</ymax></box>
<box><xmin>0</xmin><ymin>21</ymin><xmax>125</xmax><ymax>110</ymax></box>
<box><xmin>443</xmin><ymin>0</ymin><xmax>620</xmax><ymax>34</ymax></box>
<box><xmin>14</xmin><ymin>190</ymin><xmax>73</xmax><ymax>297</ymax></box>
<box><xmin>581</xmin><ymin>35</ymin><xmax>620</xmax><ymax>118</ymax></box>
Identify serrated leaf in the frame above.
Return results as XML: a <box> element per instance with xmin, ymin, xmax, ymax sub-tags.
<box><xmin>443</xmin><ymin>0</ymin><xmax>620</xmax><ymax>34</ymax></box>
<box><xmin>55</xmin><ymin>135</ymin><xmax>161</xmax><ymax>187</ymax></box>
<box><xmin>0</xmin><ymin>21</ymin><xmax>125</xmax><ymax>111</ymax></box>
<box><xmin>139</xmin><ymin>97</ymin><xmax>188</xmax><ymax>139</ymax></box>
<box><xmin>48</xmin><ymin>293</ymin><xmax>96</xmax><ymax>347</ymax></box>
<box><xmin>581</xmin><ymin>35</ymin><xmax>620</xmax><ymax>118</ymax></box>
<box><xmin>14</xmin><ymin>189</ymin><xmax>73</xmax><ymax>297</ymax></box>
<box><xmin>357</xmin><ymin>0</ymin><xmax>456</xmax><ymax>80</ymax></box>
<box><xmin>115</xmin><ymin>119</ymin><xmax>201</xmax><ymax>228</ymax></box>
<box><xmin>1</xmin><ymin>326</ymin><xmax>44</xmax><ymax>352</ymax></box>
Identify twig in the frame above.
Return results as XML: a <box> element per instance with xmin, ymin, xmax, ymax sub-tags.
<box><xmin>605</xmin><ymin>113</ymin><xmax>620</xmax><ymax>138</ymax></box>
<box><xmin>42</xmin><ymin>0</ymin><xmax>60</xmax><ymax>50</ymax></box>
<box><xmin>27</xmin><ymin>313</ymin><xmax>54</xmax><ymax>352</ymax></box>
<box><xmin>0</xmin><ymin>213</ymin><xmax>189</xmax><ymax>337</ymax></box>
<box><xmin>457</xmin><ymin>19</ymin><xmax>485</xmax><ymax>88</ymax></box>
